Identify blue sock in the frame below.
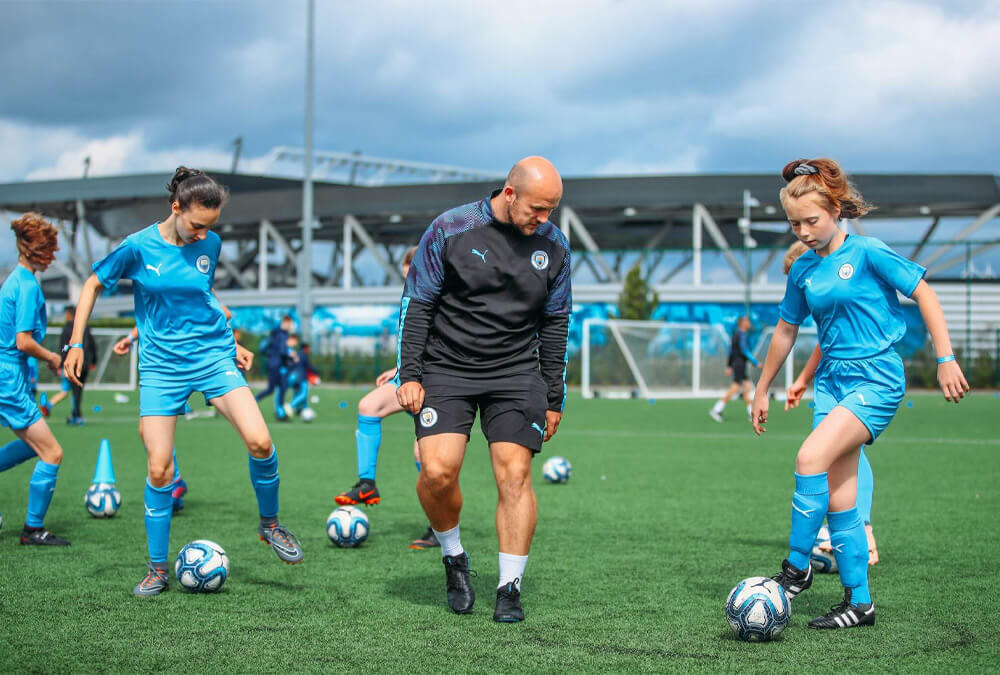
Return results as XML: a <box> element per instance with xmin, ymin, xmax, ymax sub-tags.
<box><xmin>248</xmin><ymin>448</ymin><xmax>279</xmax><ymax>518</ymax></box>
<box><xmin>172</xmin><ymin>447</ymin><xmax>180</xmax><ymax>482</ymax></box>
<box><xmin>788</xmin><ymin>472</ymin><xmax>829</xmax><ymax>570</ymax></box>
<box><xmin>144</xmin><ymin>479</ymin><xmax>173</xmax><ymax>563</ymax></box>
<box><xmin>415</xmin><ymin>461</ymin><xmax>421</xmax><ymax>472</ymax></box>
<box><xmin>0</xmin><ymin>439</ymin><xmax>36</xmax><ymax>472</ymax></box>
<box><xmin>857</xmin><ymin>448</ymin><xmax>874</xmax><ymax>525</ymax></box>
<box><xmin>26</xmin><ymin>460</ymin><xmax>59</xmax><ymax>527</ymax></box>
<box><xmin>828</xmin><ymin>507</ymin><xmax>871</xmax><ymax>605</ymax></box>
<box><xmin>356</xmin><ymin>415</ymin><xmax>382</xmax><ymax>481</ymax></box>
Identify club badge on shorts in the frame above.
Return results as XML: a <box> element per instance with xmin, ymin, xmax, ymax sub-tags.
<box><xmin>196</xmin><ymin>255</ymin><xmax>211</xmax><ymax>274</ymax></box>
<box><xmin>419</xmin><ymin>407</ymin><xmax>438</xmax><ymax>428</ymax></box>
<box><xmin>838</xmin><ymin>263</ymin><xmax>854</xmax><ymax>280</ymax></box>
<box><xmin>530</xmin><ymin>250</ymin><xmax>549</xmax><ymax>271</ymax></box>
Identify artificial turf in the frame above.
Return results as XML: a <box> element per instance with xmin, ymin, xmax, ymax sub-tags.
<box><xmin>0</xmin><ymin>389</ymin><xmax>997</xmax><ymax>672</ymax></box>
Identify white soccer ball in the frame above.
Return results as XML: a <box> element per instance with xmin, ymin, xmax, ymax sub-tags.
<box><xmin>542</xmin><ymin>456</ymin><xmax>571</xmax><ymax>484</ymax></box>
<box><xmin>326</xmin><ymin>506</ymin><xmax>369</xmax><ymax>548</ymax></box>
<box><xmin>85</xmin><ymin>482</ymin><xmax>122</xmax><ymax>518</ymax></box>
<box><xmin>725</xmin><ymin>577</ymin><xmax>791</xmax><ymax>642</ymax></box>
<box><xmin>175</xmin><ymin>540</ymin><xmax>230</xmax><ymax>592</ymax></box>
<box><xmin>300</xmin><ymin>407</ymin><xmax>316</xmax><ymax>423</ymax></box>
<box><xmin>810</xmin><ymin>525</ymin><xmax>838</xmax><ymax>573</ymax></box>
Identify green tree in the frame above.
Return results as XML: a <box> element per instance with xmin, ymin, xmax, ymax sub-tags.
<box><xmin>617</xmin><ymin>264</ymin><xmax>659</xmax><ymax>320</ymax></box>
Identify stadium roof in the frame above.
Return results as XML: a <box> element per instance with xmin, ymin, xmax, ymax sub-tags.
<box><xmin>1</xmin><ymin>172</ymin><xmax>998</xmax><ymax>251</ymax></box>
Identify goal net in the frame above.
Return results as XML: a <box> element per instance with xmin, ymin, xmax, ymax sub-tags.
<box><xmin>37</xmin><ymin>327</ymin><xmax>138</xmax><ymax>391</ymax></box>
<box><xmin>581</xmin><ymin>319</ymin><xmax>734</xmax><ymax>399</ymax></box>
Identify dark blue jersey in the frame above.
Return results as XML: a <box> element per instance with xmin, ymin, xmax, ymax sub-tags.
<box><xmin>398</xmin><ymin>191</ymin><xmax>572</xmax><ymax>411</ymax></box>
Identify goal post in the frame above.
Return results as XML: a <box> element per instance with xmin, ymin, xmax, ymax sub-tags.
<box><xmin>37</xmin><ymin>327</ymin><xmax>138</xmax><ymax>391</ymax></box>
<box><xmin>581</xmin><ymin>319</ymin><xmax>734</xmax><ymax>399</ymax></box>
<box><xmin>580</xmin><ymin>318</ymin><xmax>819</xmax><ymax>400</ymax></box>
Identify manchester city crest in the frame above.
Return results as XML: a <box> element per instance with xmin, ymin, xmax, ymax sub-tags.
<box><xmin>196</xmin><ymin>255</ymin><xmax>211</xmax><ymax>274</ymax></box>
<box><xmin>530</xmin><ymin>250</ymin><xmax>549</xmax><ymax>271</ymax></box>
<box><xmin>419</xmin><ymin>407</ymin><xmax>438</xmax><ymax>428</ymax></box>
<box><xmin>838</xmin><ymin>263</ymin><xmax>854</xmax><ymax>280</ymax></box>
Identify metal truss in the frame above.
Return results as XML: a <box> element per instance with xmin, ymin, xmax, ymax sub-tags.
<box><xmin>268</xmin><ymin>147</ymin><xmax>504</xmax><ymax>186</ymax></box>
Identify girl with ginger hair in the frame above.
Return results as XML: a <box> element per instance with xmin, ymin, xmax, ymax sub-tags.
<box><xmin>753</xmin><ymin>158</ymin><xmax>967</xmax><ymax>629</ymax></box>
<box><xmin>0</xmin><ymin>213</ymin><xmax>70</xmax><ymax>545</ymax></box>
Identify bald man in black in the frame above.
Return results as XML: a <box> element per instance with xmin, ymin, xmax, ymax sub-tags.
<box><xmin>396</xmin><ymin>156</ymin><xmax>571</xmax><ymax>622</ymax></box>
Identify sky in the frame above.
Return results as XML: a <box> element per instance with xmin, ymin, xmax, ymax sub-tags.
<box><xmin>1</xmin><ymin>0</ymin><xmax>998</xmax><ymax>272</ymax></box>
<box><xmin>2</xmin><ymin>0</ymin><xmax>999</xmax><ymax>182</ymax></box>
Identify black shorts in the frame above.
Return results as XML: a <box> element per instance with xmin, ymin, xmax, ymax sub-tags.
<box><xmin>414</xmin><ymin>371</ymin><xmax>548</xmax><ymax>453</ymax></box>
<box><xmin>731</xmin><ymin>358</ymin><xmax>748</xmax><ymax>383</ymax></box>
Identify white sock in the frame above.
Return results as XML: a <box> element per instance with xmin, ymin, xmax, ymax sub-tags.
<box><xmin>711</xmin><ymin>400</ymin><xmax>724</xmax><ymax>414</ymax></box>
<box><xmin>746</xmin><ymin>403</ymin><xmax>752</xmax><ymax>416</ymax></box>
<box><xmin>433</xmin><ymin>525</ymin><xmax>464</xmax><ymax>558</ymax></box>
<box><xmin>498</xmin><ymin>552</ymin><xmax>528</xmax><ymax>590</ymax></box>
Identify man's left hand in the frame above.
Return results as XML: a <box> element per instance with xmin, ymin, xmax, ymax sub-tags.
<box><xmin>544</xmin><ymin>409</ymin><xmax>562</xmax><ymax>442</ymax></box>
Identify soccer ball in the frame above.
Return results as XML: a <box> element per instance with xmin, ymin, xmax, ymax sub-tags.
<box><xmin>725</xmin><ymin>577</ymin><xmax>790</xmax><ymax>642</ymax></box>
<box><xmin>175</xmin><ymin>540</ymin><xmax>229</xmax><ymax>592</ymax></box>
<box><xmin>810</xmin><ymin>525</ymin><xmax>838</xmax><ymax>573</ymax></box>
<box><xmin>300</xmin><ymin>407</ymin><xmax>316</xmax><ymax>423</ymax></box>
<box><xmin>542</xmin><ymin>456</ymin><xmax>571</xmax><ymax>484</ymax></box>
<box><xmin>85</xmin><ymin>482</ymin><xmax>122</xmax><ymax>518</ymax></box>
<box><xmin>326</xmin><ymin>506</ymin><xmax>369</xmax><ymax>548</ymax></box>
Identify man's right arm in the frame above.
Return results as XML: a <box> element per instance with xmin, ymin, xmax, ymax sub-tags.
<box><xmin>397</xmin><ymin>224</ymin><xmax>446</xmax><ymax>385</ymax></box>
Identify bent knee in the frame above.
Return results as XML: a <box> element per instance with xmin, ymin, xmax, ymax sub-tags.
<box><xmin>148</xmin><ymin>464</ymin><xmax>173</xmax><ymax>486</ymax></box>
<box><xmin>420</xmin><ymin>466</ymin><xmax>458</xmax><ymax>491</ymax></box>
<box><xmin>246</xmin><ymin>435</ymin><xmax>273</xmax><ymax>457</ymax></box>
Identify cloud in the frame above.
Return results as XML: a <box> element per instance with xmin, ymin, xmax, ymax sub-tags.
<box><xmin>1</xmin><ymin>0</ymin><xmax>998</xmax><ymax>183</ymax></box>
<box><xmin>710</xmin><ymin>1</ymin><xmax>1000</xmax><ymax>152</ymax></box>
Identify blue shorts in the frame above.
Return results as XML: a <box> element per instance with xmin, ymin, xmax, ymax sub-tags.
<box><xmin>60</xmin><ymin>375</ymin><xmax>72</xmax><ymax>392</ymax></box>
<box><xmin>0</xmin><ymin>360</ymin><xmax>42</xmax><ymax>430</ymax></box>
<box><xmin>813</xmin><ymin>349</ymin><xmax>905</xmax><ymax>445</ymax></box>
<box><xmin>140</xmin><ymin>359</ymin><xmax>247</xmax><ymax>417</ymax></box>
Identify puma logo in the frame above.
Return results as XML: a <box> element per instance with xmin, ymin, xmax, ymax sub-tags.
<box><xmin>472</xmin><ymin>248</ymin><xmax>488</xmax><ymax>263</ymax></box>
<box><xmin>145</xmin><ymin>263</ymin><xmax>163</xmax><ymax>277</ymax></box>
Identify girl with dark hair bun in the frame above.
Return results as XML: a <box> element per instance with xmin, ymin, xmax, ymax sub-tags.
<box><xmin>0</xmin><ymin>213</ymin><xmax>71</xmax><ymax>546</ymax></box>
<box><xmin>64</xmin><ymin>167</ymin><xmax>304</xmax><ymax>596</ymax></box>
<box><xmin>752</xmin><ymin>158</ymin><xmax>968</xmax><ymax>630</ymax></box>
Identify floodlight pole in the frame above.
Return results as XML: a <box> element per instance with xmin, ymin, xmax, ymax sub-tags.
<box><xmin>298</xmin><ymin>0</ymin><xmax>315</xmax><ymax>336</ymax></box>
<box><xmin>739</xmin><ymin>190</ymin><xmax>759</xmax><ymax>316</ymax></box>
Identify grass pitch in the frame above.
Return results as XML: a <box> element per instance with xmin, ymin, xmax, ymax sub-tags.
<box><xmin>0</xmin><ymin>388</ymin><xmax>998</xmax><ymax>672</ymax></box>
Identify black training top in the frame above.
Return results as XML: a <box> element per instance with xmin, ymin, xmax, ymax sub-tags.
<box><xmin>397</xmin><ymin>191</ymin><xmax>572</xmax><ymax>411</ymax></box>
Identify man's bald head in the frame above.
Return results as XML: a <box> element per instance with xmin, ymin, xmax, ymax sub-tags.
<box><xmin>495</xmin><ymin>156</ymin><xmax>563</xmax><ymax>235</ymax></box>
<box><xmin>506</xmin><ymin>156</ymin><xmax>562</xmax><ymax>196</ymax></box>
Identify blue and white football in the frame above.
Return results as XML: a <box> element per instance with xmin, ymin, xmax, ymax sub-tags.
<box><xmin>175</xmin><ymin>540</ymin><xmax>229</xmax><ymax>592</ymax></box>
<box><xmin>326</xmin><ymin>506</ymin><xmax>369</xmax><ymax>548</ymax></box>
<box><xmin>542</xmin><ymin>456</ymin><xmax>571</xmax><ymax>484</ymax></box>
<box><xmin>725</xmin><ymin>576</ymin><xmax>791</xmax><ymax>642</ymax></box>
<box><xmin>85</xmin><ymin>482</ymin><xmax>121</xmax><ymax>518</ymax></box>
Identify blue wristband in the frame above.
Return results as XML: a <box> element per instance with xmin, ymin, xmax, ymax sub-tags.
<box><xmin>62</xmin><ymin>343</ymin><xmax>84</xmax><ymax>353</ymax></box>
<box><xmin>937</xmin><ymin>354</ymin><xmax>955</xmax><ymax>364</ymax></box>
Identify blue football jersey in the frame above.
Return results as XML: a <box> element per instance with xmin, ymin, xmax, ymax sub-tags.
<box><xmin>0</xmin><ymin>265</ymin><xmax>47</xmax><ymax>363</ymax></box>
<box><xmin>92</xmin><ymin>224</ymin><xmax>235</xmax><ymax>377</ymax></box>
<box><xmin>779</xmin><ymin>235</ymin><xmax>925</xmax><ymax>359</ymax></box>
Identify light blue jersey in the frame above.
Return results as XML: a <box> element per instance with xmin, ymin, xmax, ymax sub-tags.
<box><xmin>92</xmin><ymin>224</ymin><xmax>235</xmax><ymax>378</ymax></box>
<box><xmin>0</xmin><ymin>265</ymin><xmax>46</xmax><ymax>364</ymax></box>
<box><xmin>779</xmin><ymin>235</ymin><xmax>925</xmax><ymax>359</ymax></box>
